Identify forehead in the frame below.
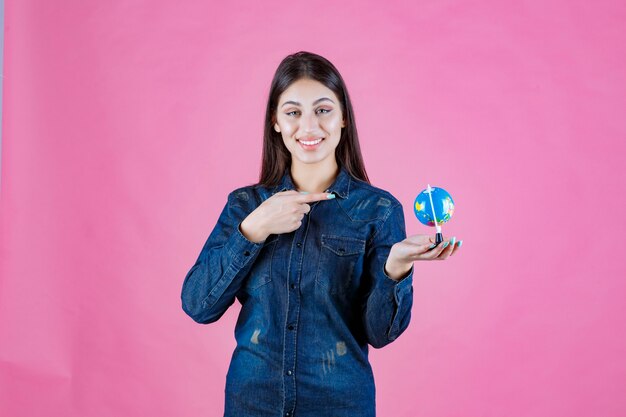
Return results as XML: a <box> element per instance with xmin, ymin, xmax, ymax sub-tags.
<box><xmin>278</xmin><ymin>78</ymin><xmax>339</xmax><ymax>105</ymax></box>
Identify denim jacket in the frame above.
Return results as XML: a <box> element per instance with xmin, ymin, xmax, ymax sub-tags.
<box><xmin>181</xmin><ymin>165</ymin><xmax>414</xmax><ymax>417</ymax></box>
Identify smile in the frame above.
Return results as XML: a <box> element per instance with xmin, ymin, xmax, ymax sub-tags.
<box><xmin>298</xmin><ymin>137</ymin><xmax>324</xmax><ymax>150</ymax></box>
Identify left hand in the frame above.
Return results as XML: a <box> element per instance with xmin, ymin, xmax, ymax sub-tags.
<box><xmin>391</xmin><ymin>234</ymin><xmax>462</xmax><ymax>264</ymax></box>
<box><xmin>384</xmin><ymin>234</ymin><xmax>462</xmax><ymax>280</ymax></box>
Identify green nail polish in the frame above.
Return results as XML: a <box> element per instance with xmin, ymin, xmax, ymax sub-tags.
<box><xmin>327</xmin><ymin>193</ymin><xmax>335</xmax><ymax>199</ymax></box>
<box><xmin>429</xmin><ymin>243</ymin><xmax>436</xmax><ymax>249</ymax></box>
<box><xmin>450</xmin><ymin>236</ymin><xmax>456</xmax><ymax>245</ymax></box>
<box><xmin>300</xmin><ymin>191</ymin><xmax>309</xmax><ymax>194</ymax></box>
<box><xmin>442</xmin><ymin>242</ymin><xmax>449</xmax><ymax>248</ymax></box>
<box><xmin>457</xmin><ymin>240</ymin><xmax>463</xmax><ymax>247</ymax></box>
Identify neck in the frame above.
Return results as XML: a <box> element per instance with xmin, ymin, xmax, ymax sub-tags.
<box><xmin>290</xmin><ymin>159</ymin><xmax>339</xmax><ymax>193</ymax></box>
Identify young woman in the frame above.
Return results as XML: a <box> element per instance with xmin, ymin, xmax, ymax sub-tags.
<box><xmin>181</xmin><ymin>51</ymin><xmax>462</xmax><ymax>417</ymax></box>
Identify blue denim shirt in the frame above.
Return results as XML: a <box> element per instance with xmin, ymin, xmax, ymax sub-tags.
<box><xmin>181</xmin><ymin>165</ymin><xmax>414</xmax><ymax>417</ymax></box>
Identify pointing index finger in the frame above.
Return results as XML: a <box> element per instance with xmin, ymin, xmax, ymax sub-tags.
<box><xmin>297</xmin><ymin>192</ymin><xmax>336</xmax><ymax>202</ymax></box>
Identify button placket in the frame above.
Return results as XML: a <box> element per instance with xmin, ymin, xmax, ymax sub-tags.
<box><xmin>282</xmin><ymin>204</ymin><xmax>310</xmax><ymax>413</ymax></box>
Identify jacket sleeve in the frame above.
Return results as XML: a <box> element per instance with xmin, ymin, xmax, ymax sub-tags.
<box><xmin>362</xmin><ymin>202</ymin><xmax>414</xmax><ymax>348</ymax></box>
<box><xmin>181</xmin><ymin>190</ymin><xmax>266</xmax><ymax>324</ymax></box>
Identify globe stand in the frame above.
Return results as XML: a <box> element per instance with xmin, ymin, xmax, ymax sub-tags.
<box><xmin>435</xmin><ymin>229</ymin><xmax>444</xmax><ymax>246</ymax></box>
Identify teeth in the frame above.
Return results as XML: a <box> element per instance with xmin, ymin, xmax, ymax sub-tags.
<box><xmin>300</xmin><ymin>138</ymin><xmax>322</xmax><ymax>145</ymax></box>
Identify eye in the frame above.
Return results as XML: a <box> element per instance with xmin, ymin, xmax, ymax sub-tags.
<box><xmin>285</xmin><ymin>108</ymin><xmax>331</xmax><ymax>117</ymax></box>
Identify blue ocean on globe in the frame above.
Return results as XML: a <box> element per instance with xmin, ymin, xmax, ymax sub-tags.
<box><xmin>414</xmin><ymin>186</ymin><xmax>455</xmax><ymax>226</ymax></box>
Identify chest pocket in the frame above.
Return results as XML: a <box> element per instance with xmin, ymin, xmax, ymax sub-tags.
<box><xmin>315</xmin><ymin>234</ymin><xmax>366</xmax><ymax>295</ymax></box>
<box><xmin>245</xmin><ymin>235</ymin><xmax>279</xmax><ymax>291</ymax></box>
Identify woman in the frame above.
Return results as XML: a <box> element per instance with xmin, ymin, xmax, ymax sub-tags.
<box><xmin>181</xmin><ymin>51</ymin><xmax>462</xmax><ymax>417</ymax></box>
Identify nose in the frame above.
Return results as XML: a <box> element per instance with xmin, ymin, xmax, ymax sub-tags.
<box><xmin>300</xmin><ymin>110</ymin><xmax>320</xmax><ymax>133</ymax></box>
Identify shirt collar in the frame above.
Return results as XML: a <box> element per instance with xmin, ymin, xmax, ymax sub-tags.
<box><xmin>271</xmin><ymin>165</ymin><xmax>351</xmax><ymax>199</ymax></box>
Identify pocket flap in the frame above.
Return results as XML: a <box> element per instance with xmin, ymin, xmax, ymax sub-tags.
<box><xmin>321</xmin><ymin>234</ymin><xmax>366</xmax><ymax>256</ymax></box>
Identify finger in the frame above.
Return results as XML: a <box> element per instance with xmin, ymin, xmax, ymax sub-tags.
<box><xmin>422</xmin><ymin>240</ymin><xmax>448</xmax><ymax>259</ymax></box>
<box><xmin>406</xmin><ymin>242</ymin><xmax>441</xmax><ymax>261</ymax></box>
<box><xmin>437</xmin><ymin>238</ymin><xmax>456</xmax><ymax>260</ymax></box>
<box><xmin>299</xmin><ymin>203</ymin><xmax>311</xmax><ymax>215</ymax></box>
<box><xmin>415</xmin><ymin>242</ymin><xmax>436</xmax><ymax>255</ymax></box>
<box><xmin>450</xmin><ymin>239</ymin><xmax>462</xmax><ymax>256</ymax></box>
<box><xmin>296</xmin><ymin>192</ymin><xmax>336</xmax><ymax>203</ymax></box>
<box><xmin>432</xmin><ymin>243</ymin><xmax>448</xmax><ymax>258</ymax></box>
<box><xmin>439</xmin><ymin>243</ymin><xmax>454</xmax><ymax>260</ymax></box>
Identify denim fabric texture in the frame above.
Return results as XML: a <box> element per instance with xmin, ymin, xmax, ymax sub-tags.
<box><xmin>181</xmin><ymin>165</ymin><xmax>414</xmax><ymax>417</ymax></box>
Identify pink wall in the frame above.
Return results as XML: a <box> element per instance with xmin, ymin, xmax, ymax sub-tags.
<box><xmin>1</xmin><ymin>1</ymin><xmax>625</xmax><ymax>416</ymax></box>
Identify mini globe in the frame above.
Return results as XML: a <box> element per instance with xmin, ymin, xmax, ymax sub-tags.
<box><xmin>414</xmin><ymin>186</ymin><xmax>455</xmax><ymax>227</ymax></box>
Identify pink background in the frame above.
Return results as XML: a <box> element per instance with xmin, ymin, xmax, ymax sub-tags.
<box><xmin>1</xmin><ymin>1</ymin><xmax>625</xmax><ymax>416</ymax></box>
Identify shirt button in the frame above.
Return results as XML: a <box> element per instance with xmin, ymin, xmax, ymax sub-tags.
<box><xmin>243</xmin><ymin>250</ymin><xmax>250</xmax><ymax>256</ymax></box>
<box><xmin>285</xmin><ymin>413</ymin><xmax>291</xmax><ymax>416</ymax></box>
<box><xmin>296</xmin><ymin>242</ymin><xmax>302</xmax><ymax>248</ymax></box>
<box><xmin>287</xmin><ymin>324</ymin><xmax>295</xmax><ymax>330</ymax></box>
<box><xmin>286</xmin><ymin>370</ymin><xmax>292</xmax><ymax>376</ymax></box>
<box><xmin>290</xmin><ymin>283</ymin><xmax>296</xmax><ymax>289</ymax></box>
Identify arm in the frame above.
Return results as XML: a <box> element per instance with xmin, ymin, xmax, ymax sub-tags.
<box><xmin>361</xmin><ymin>202</ymin><xmax>414</xmax><ymax>348</ymax></box>
<box><xmin>180</xmin><ymin>190</ymin><xmax>266</xmax><ymax>324</ymax></box>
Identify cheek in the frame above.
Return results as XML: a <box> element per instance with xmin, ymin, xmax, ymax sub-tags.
<box><xmin>279</xmin><ymin>121</ymin><xmax>297</xmax><ymax>136</ymax></box>
<box><xmin>322</xmin><ymin>116</ymin><xmax>343</xmax><ymax>132</ymax></box>
<box><xmin>280</xmin><ymin>125</ymin><xmax>296</xmax><ymax>148</ymax></box>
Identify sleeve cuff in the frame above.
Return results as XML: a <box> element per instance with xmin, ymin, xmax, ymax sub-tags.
<box><xmin>390</xmin><ymin>264</ymin><xmax>413</xmax><ymax>299</ymax></box>
<box><xmin>383</xmin><ymin>262</ymin><xmax>414</xmax><ymax>283</ymax></box>
<box><xmin>223</xmin><ymin>221</ymin><xmax>266</xmax><ymax>268</ymax></box>
<box><xmin>385</xmin><ymin>264</ymin><xmax>414</xmax><ymax>341</ymax></box>
<box><xmin>378</xmin><ymin>263</ymin><xmax>413</xmax><ymax>308</ymax></box>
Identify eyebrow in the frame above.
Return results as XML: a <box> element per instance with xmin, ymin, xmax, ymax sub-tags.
<box><xmin>281</xmin><ymin>97</ymin><xmax>335</xmax><ymax>108</ymax></box>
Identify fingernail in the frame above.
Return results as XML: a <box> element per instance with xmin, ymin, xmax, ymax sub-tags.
<box><xmin>327</xmin><ymin>193</ymin><xmax>335</xmax><ymax>199</ymax></box>
<box><xmin>442</xmin><ymin>242</ymin><xmax>449</xmax><ymax>248</ymax></box>
<box><xmin>429</xmin><ymin>243</ymin><xmax>436</xmax><ymax>249</ymax></box>
<box><xmin>300</xmin><ymin>191</ymin><xmax>309</xmax><ymax>194</ymax></box>
<box><xmin>457</xmin><ymin>240</ymin><xmax>463</xmax><ymax>247</ymax></box>
<box><xmin>450</xmin><ymin>236</ymin><xmax>456</xmax><ymax>245</ymax></box>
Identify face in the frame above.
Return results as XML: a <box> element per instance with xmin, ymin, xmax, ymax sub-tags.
<box><xmin>273</xmin><ymin>78</ymin><xmax>345</xmax><ymax>167</ymax></box>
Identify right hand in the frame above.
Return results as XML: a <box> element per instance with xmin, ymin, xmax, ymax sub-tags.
<box><xmin>240</xmin><ymin>190</ymin><xmax>335</xmax><ymax>242</ymax></box>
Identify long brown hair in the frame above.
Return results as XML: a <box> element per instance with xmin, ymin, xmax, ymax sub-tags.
<box><xmin>254</xmin><ymin>51</ymin><xmax>370</xmax><ymax>187</ymax></box>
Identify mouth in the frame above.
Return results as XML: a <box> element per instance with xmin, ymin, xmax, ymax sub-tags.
<box><xmin>297</xmin><ymin>137</ymin><xmax>324</xmax><ymax>150</ymax></box>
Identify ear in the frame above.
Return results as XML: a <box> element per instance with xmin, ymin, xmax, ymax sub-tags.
<box><xmin>274</xmin><ymin>123</ymin><xmax>281</xmax><ymax>133</ymax></box>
